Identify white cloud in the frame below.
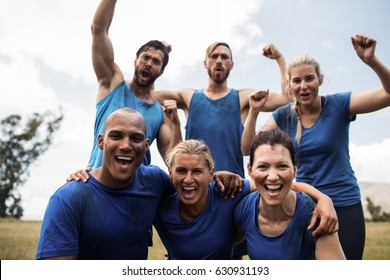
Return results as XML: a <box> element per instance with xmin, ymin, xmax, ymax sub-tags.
<box><xmin>0</xmin><ymin>0</ymin><xmax>95</xmax><ymax>83</ymax></box>
<box><xmin>0</xmin><ymin>0</ymin><xmax>265</xmax><ymax>85</ymax></box>
<box><xmin>350</xmin><ymin>139</ymin><xmax>390</xmax><ymax>183</ymax></box>
<box><xmin>0</xmin><ymin>52</ymin><xmax>57</xmax><ymax>116</ymax></box>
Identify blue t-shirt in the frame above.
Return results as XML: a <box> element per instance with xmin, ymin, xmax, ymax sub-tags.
<box><xmin>185</xmin><ymin>89</ymin><xmax>245</xmax><ymax>177</ymax></box>
<box><xmin>234</xmin><ymin>192</ymin><xmax>319</xmax><ymax>260</ymax></box>
<box><xmin>88</xmin><ymin>81</ymin><xmax>164</xmax><ymax>168</ymax></box>
<box><xmin>273</xmin><ymin>92</ymin><xmax>359</xmax><ymax>207</ymax></box>
<box><xmin>36</xmin><ymin>165</ymin><xmax>172</xmax><ymax>260</ymax></box>
<box><xmin>153</xmin><ymin>180</ymin><xmax>251</xmax><ymax>259</ymax></box>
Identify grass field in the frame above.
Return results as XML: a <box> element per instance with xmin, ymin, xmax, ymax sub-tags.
<box><xmin>1</xmin><ymin>218</ymin><xmax>389</xmax><ymax>260</ymax></box>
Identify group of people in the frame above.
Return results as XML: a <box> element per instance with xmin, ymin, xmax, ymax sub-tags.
<box><xmin>36</xmin><ymin>0</ymin><xmax>390</xmax><ymax>260</ymax></box>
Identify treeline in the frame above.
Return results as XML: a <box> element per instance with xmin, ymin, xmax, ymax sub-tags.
<box><xmin>366</xmin><ymin>197</ymin><xmax>390</xmax><ymax>222</ymax></box>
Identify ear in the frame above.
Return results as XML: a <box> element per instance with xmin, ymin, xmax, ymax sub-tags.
<box><xmin>319</xmin><ymin>74</ymin><xmax>324</xmax><ymax>86</ymax></box>
<box><xmin>144</xmin><ymin>138</ymin><xmax>150</xmax><ymax>153</ymax></box>
<box><xmin>97</xmin><ymin>134</ymin><xmax>104</xmax><ymax>150</ymax></box>
<box><xmin>168</xmin><ymin>166</ymin><xmax>173</xmax><ymax>179</ymax></box>
<box><xmin>247</xmin><ymin>163</ymin><xmax>254</xmax><ymax>180</ymax></box>
<box><xmin>208</xmin><ymin>167</ymin><xmax>215</xmax><ymax>182</ymax></box>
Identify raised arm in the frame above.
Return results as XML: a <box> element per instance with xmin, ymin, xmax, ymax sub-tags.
<box><xmin>241</xmin><ymin>90</ymin><xmax>269</xmax><ymax>155</ymax></box>
<box><xmin>259</xmin><ymin>44</ymin><xmax>291</xmax><ymax>112</ymax></box>
<box><xmin>157</xmin><ymin>100</ymin><xmax>182</xmax><ymax>163</ymax></box>
<box><xmin>91</xmin><ymin>0</ymin><xmax>124</xmax><ymax>102</ymax></box>
<box><xmin>350</xmin><ymin>34</ymin><xmax>390</xmax><ymax>117</ymax></box>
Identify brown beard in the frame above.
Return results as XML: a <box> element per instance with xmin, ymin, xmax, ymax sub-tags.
<box><xmin>208</xmin><ymin>68</ymin><xmax>230</xmax><ymax>83</ymax></box>
<box><xmin>134</xmin><ymin>68</ymin><xmax>159</xmax><ymax>88</ymax></box>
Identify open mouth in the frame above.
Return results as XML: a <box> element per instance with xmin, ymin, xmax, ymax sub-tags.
<box><xmin>141</xmin><ymin>69</ymin><xmax>151</xmax><ymax>79</ymax></box>
<box><xmin>115</xmin><ymin>156</ymin><xmax>133</xmax><ymax>168</ymax></box>
<box><xmin>299</xmin><ymin>92</ymin><xmax>311</xmax><ymax>98</ymax></box>
<box><xmin>182</xmin><ymin>186</ymin><xmax>196</xmax><ymax>199</ymax></box>
<box><xmin>264</xmin><ymin>184</ymin><xmax>283</xmax><ymax>196</ymax></box>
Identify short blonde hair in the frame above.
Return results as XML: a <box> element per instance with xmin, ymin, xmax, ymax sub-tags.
<box><xmin>165</xmin><ymin>139</ymin><xmax>214</xmax><ymax>170</ymax></box>
<box><xmin>205</xmin><ymin>42</ymin><xmax>233</xmax><ymax>60</ymax></box>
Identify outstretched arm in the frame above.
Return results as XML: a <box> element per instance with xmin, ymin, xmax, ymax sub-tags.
<box><xmin>153</xmin><ymin>88</ymin><xmax>194</xmax><ymax>114</ymax></box>
<box><xmin>91</xmin><ymin>0</ymin><xmax>124</xmax><ymax>102</ymax></box>
<box><xmin>350</xmin><ymin>34</ymin><xmax>390</xmax><ymax>116</ymax></box>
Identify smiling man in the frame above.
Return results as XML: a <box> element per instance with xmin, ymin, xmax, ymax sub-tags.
<box><xmin>36</xmin><ymin>108</ymin><xmax>173</xmax><ymax>260</ymax></box>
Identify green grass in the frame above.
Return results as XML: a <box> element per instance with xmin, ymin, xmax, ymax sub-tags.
<box><xmin>364</xmin><ymin>221</ymin><xmax>390</xmax><ymax>260</ymax></box>
<box><xmin>1</xmin><ymin>218</ymin><xmax>389</xmax><ymax>260</ymax></box>
<box><xmin>0</xmin><ymin>218</ymin><xmax>42</xmax><ymax>260</ymax></box>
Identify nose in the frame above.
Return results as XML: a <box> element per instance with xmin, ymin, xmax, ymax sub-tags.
<box><xmin>183</xmin><ymin>172</ymin><xmax>194</xmax><ymax>184</ymax></box>
<box><xmin>143</xmin><ymin>58</ymin><xmax>152</xmax><ymax>68</ymax></box>
<box><xmin>266</xmin><ymin>168</ymin><xmax>279</xmax><ymax>181</ymax></box>
<box><xmin>300</xmin><ymin>80</ymin><xmax>308</xmax><ymax>89</ymax></box>
<box><xmin>118</xmin><ymin>138</ymin><xmax>133</xmax><ymax>151</ymax></box>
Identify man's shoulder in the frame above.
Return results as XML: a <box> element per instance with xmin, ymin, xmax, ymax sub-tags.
<box><xmin>137</xmin><ymin>164</ymin><xmax>167</xmax><ymax>177</ymax></box>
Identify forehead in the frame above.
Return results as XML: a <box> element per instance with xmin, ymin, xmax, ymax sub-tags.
<box><xmin>208</xmin><ymin>45</ymin><xmax>232</xmax><ymax>57</ymax></box>
<box><xmin>173</xmin><ymin>153</ymin><xmax>208</xmax><ymax>168</ymax></box>
<box><xmin>253</xmin><ymin>144</ymin><xmax>292</xmax><ymax>161</ymax></box>
<box><xmin>106</xmin><ymin>113</ymin><xmax>146</xmax><ymax>134</ymax></box>
<box><xmin>290</xmin><ymin>64</ymin><xmax>316</xmax><ymax>76</ymax></box>
<box><xmin>139</xmin><ymin>47</ymin><xmax>165</xmax><ymax>59</ymax></box>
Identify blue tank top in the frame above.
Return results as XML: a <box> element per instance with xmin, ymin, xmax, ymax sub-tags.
<box><xmin>185</xmin><ymin>89</ymin><xmax>244</xmax><ymax>177</ymax></box>
<box><xmin>273</xmin><ymin>92</ymin><xmax>359</xmax><ymax>207</ymax></box>
<box><xmin>88</xmin><ymin>81</ymin><xmax>164</xmax><ymax>168</ymax></box>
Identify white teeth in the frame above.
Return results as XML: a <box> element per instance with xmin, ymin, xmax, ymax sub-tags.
<box><xmin>116</xmin><ymin>156</ymin><xmax>132</xmax><ymax>161</ymax></box>
<box><xmin>183</xmin><ymin>187</ymin><xmax>195</xmax><ymax>191</ymax></box>
<box><xmin>265</xmin><ymin>184</ymin><xmax>282</xmax><ymax>190</ymax></box>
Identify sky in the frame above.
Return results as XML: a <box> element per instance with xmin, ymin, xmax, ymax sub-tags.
<box><xmin>0</xmin><ymin>0</ymin><xmax>389</xmax><ymax>220</ymax></box>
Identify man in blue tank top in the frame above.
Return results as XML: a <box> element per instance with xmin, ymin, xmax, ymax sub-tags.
<box><xmin>153</xmin><ymin>42</ymin><xmax>293</xmax><ymax>259</ymax></box>
<box><xmin>88</xmin><ymin>0</ymin><xmax>182</xmax><ymax>169</ymax></box>
<box><xmin>154</xmin><ymin>42</ymin><xmax>291</xmax><ymax>177</ymax></box>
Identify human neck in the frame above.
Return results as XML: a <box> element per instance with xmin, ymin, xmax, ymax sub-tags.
<box><xmin>179</xmin><ymin>196</ymin><xmax>208</xmax><ymax>222</ymax></box>
<box><xmin>204</xmin><ymin>81</ymin><xmax>230</xmax><ymax>99</ymax></box>
<box><xmin>92</xmin><ymin>168</ymin><xmax>134</xmax><ymax>190</ymax></box>
<box><xmin>299</xmin><ymin>96</ymin><xmax>322</xmax><ymax>115</ymax></box>
<box><xmin>259</xmin><ymin>191</ymin><xmax>296</xmax><ymax>222</ymax></box>
<box><xmin>129</xmin><ymin>80</ymin><xmax>154</xmax><ymax>102</ymax></box>
<box><xmin>257</xmin><ymin>191</ymin><xmax>296</xmax><ymax>237</ymax></box>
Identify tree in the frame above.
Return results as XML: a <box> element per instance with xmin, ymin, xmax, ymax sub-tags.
<box><xmin>366</xmin><ymin>197</ymin><xmax>382</xmax><ymax>221</ymax></box>
<box><xmin>366</xmin><ymin>197</ymin><xmax>390</xmax><ymax>222</ymax></box>
<box><xmin>0</xmin><ymin>109</ymin><xmax>63</xmax><ymax>218</ymax></box>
